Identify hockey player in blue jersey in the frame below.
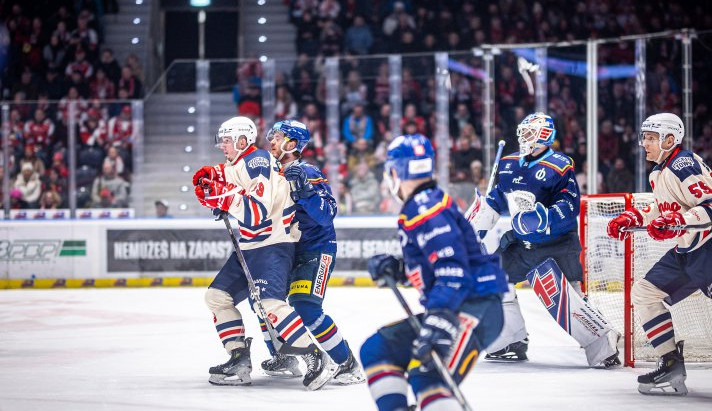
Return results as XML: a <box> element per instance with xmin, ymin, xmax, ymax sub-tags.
<box><xmin>470</xmin><ymin>112</ymin><xmax>621</xmax><ymax>367</ymax></box>
<box><xmin>259</xmin><ymin>119</ymin><xmax>366</xmax><ymax>385</ymax></box>
<box><xmin>192</xmin><ymin>116</ymin><xmax>337</xmax><ymax>390</ymax></box>
<box><xmin>360</xmin><ymin>134</ymin><xmax>508</xmax><ymax>411</ymax></box>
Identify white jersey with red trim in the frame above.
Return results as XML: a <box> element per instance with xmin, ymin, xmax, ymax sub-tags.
<box><xmin>222</xmin><ymin>146</ymin><xmax>296</xmax><ymax>250</ymax></box>
<box><xmin>639</xmin><ymin>147</ymin><xmax>712</xmax><ymax>253</ymax></box>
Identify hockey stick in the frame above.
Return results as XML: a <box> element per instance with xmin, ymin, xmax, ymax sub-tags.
<box><xmin>383</xmin><ymin>275</ymin><xmax>473</xmax><ymax>411</ymax></box>
<box><xmin>465</xmin><ymin>140</ymin><xmax>506</xmax><ymax>222</ymax></box>
<box><xmin>219</xmin><ymin>212</ymin><xmax>306</xmax><ymax>355</ymax></box>
<box><xmin>622</xmin><ymin>222</ymin><xmax>712</xmax><ymax>232</ymax></box>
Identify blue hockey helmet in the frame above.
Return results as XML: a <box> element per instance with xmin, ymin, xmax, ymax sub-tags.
<box><xmin>384</xmin><ymin>134</ymin><xmax>435</xmax><ymax>198</ymax></box>
<box><xmin>267</xmin><ymin>120</ymin><xmax>310</xmax><ymax>157</ymax></box>
<box><xmin>516</xmin><ymin>112</ymin><xmax>556</xmax><ymax>157</ymax></box>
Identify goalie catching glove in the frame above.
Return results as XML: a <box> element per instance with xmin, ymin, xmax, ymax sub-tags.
<box><xmin>367</xmin><ymin>254</ymin><xmax>406</xmax><ymax>287</ymax></box>
<box><xmin>411</xmin><ymin>309</ymin><xmax>460</xmax><ymax>371</ymax></box>
<box><xmin>606</xmin><ymin>208</ymin><xmax>644</xmax><ymax>240</ymax></box>
<box><xmin>194</xmin><ymin>178</ymin><xmax>243</xmax><ymax>211</ymax></box>
<box><xmin>648</xmin><ymin>211</ymin><xmax>687</xmax><ymax>241</ymax></box>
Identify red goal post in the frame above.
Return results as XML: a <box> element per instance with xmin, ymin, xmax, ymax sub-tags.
<box><xmin>579</xmin><ymin>193</ymin><xmax>712</xmax><ymax>367</ymax></box>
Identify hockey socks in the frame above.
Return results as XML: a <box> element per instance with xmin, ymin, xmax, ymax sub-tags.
<box><xmin>641</xmin><ymin>312</ymin><xmax>676</xmax><ymax>355</ymax></box>
<box><xmin>293</xmin><ymin>300</ymin><xmax>350</xmax><ymax>364</ymax></box>
<box><xmin>205</xmin><ymin>288</ymin><xmax>246</xmax><ymax>352</ymax></box>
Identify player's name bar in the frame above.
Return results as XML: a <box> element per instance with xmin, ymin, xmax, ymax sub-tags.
<box><xmin>0</xmin><ymin>276</ymin><xmax>376</xmax><ymax>289</ymax></box>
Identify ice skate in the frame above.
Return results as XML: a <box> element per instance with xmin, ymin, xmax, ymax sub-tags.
<box><xmin>209</xmin><ymin>338</ymin><xmax>253</xmax><ymax>386</ymax></box>
<box><xmin>485</xmin><ymin>338</ymin><xmax>529</xmax><ymax>361</ymax></box>
<box><xmin>302</xmin><ymin>346</ymin><xmax>339</xmax><ymax>391</ymax></box>
<box><xmin>261</xmin><ymin>354</ymin><xmax>302</xmax><ymax>378</ymax></box>
<box><xmin>332</xmin><ymin>345</ymin><xmax>366</xmax><ymax>385</ymax></box>
<box><xmin>638</xmin><ymin>341</ymin><xmax>687</xmax><ymax>396</ymax></box>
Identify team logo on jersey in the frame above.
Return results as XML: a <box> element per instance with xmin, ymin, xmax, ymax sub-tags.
<box><xmin>671</xmin><ymin>157</ymin><xmax>694</xmax><ymax>171</ymax></box>
<box><xmin>531</xmin><ymin>267</ymin><xmax>560</xmax><ymax>309</ymax></box>
<box><xmin>535</xmin><ymin>169</ymin><xmax>546</xmax><ymax>181</ymax></box>
<box><xmin>248</xmin><ymin>157</ymin><xmax>269</xmax><ymax>169</ymax></box>
<box><xmin>657</xmin><ymin>201</ymin><xmax>681</xmax><ymax>214</ymax></box>
<box><xmin>314</xmin><ymin>254</ymin><xmax>332</xmax><ymax>298</ymax></box>
<box><xmin>506</xmin><ymin>163</ymin><xmax>511</xmax><ymax>169</ymax></box>
<box><xmin>512</xmin><ymin>176</ymin><xmax>524</xmax><ymax>184</ymax></box>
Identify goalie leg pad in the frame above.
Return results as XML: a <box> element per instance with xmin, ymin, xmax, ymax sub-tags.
<box><xmin>527</xmin><ymin>258</ymin><xmax>620</xmax><ymax>366</ymax></box>
<box><xmin>205</xmin><ymin>287</ymin><xmax>245</xmax><ymax>353</ymax></box>
<box><xmin>485</xmin><ymin>284</ymin><xmax>528</xmax><ymax>356</ymax></box>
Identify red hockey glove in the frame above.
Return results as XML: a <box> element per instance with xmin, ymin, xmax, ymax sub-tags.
<box><xmin>194</xmin><ymin>178</ymin><xmax>242</xmax><ymax>211</ymax></box>
<box><xmin>647</xmin><ymin>211</ymin><xmax>687</xmax><ymax>241</ymax></box>
<box><xmin>192</xmin><ymin>164</ymin><xmax>225</xmax><ymax>187</ymax></box>
<box><xmin>606</xmin><ymin>209</ymin><xmax>644</xmax><ymax>240</ymax></box>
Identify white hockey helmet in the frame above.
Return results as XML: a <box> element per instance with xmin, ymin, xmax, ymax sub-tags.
<box><xmin>639</xmin><ymin>113</ymin><xmax>684</xmax><ymax>147</ymax></box>
<box><xmin>215</xmin><ymin>116</ymin><xmax>258</xmax><ymax>164</ymax></box>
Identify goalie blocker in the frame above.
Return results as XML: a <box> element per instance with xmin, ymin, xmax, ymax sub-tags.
<box><xmin>527</xmin><ymin>258</ymin><xmax>621</xmax><ymax>367</ymax></box>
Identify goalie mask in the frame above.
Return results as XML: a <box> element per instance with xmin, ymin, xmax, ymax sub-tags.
<box><xmin>639</xmin><ymin>113</ymin><xmax>685</xmax><ymax>163</ymax></box>
<box><xmin>517</xmin><ymin>112</ymin><xmax>556</xmax><ymax>158</ymax></box>
<box><xmin>266</xmin><ymin>119</ymin><xmax>310</xmax><ymax>160</ymax></box>
<box><xmin>384</xmin><ymin>134</ymin><xmax>435</xmax><ymax>199</ymax></box>
<box><xmin>215</xmin><ymin>116</ymin><xmax>258</xmax><ymax>165</ymax></box>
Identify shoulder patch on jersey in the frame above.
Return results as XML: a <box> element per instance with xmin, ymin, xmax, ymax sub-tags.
<box><xmin>666</xmin><ymin>150</ymin><xmax>703</xmax><ymax>182</ymax></box>
<box><xmin>243</xmin><ymin>149</ymin><xmax>272</xmax><ymax>180</ymax></box>
<box><xmin>539</xmin><ymin>153</ymin><xmax>574</xmax><ymax>176</ymax></box>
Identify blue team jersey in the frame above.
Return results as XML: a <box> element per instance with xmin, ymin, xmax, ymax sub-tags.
<box><xmin>398</xmin><ymin>182</ymin><xmax>508</xmax><ymax>312</ymax></box>
<box><xmin>289</xmin><ymin>160</ymin><xmax>338</xmax><ymax>253</ymax></box>
<box><xmin>487</xmin><ymin>149</ymin><xmax>580</xmax><ymax>244</ymax></box>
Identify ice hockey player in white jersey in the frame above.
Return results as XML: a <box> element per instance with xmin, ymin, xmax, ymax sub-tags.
<box><xmin>192</xmin><ymin>116</ymin><xmax>337</xmax><ymax>390</ymax></box>
<box><xmin>607</xmin><ymin>112</ymin><xmax>712</xmax><ymax>395</ymax></box>
<box><xmin>470</xmin><ymin>112</ymin><xmax>621</xmax><ymax>367</ymax></box>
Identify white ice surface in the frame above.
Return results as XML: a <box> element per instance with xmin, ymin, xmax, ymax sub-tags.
<box><xmin>1</xmin><ymin>287</ymin><xmax>711</xmax><ymax>411</ymax></box>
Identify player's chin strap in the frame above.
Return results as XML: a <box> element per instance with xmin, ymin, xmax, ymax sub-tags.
<box><xmin>277</xmin><ymin>138</ymin><xmax>298</xmax><ymax>161</ymax></box>
<box><xmin>384</xmin><ymin>170</ymin><xmax>404</xmax><ymax>203</ymax></box>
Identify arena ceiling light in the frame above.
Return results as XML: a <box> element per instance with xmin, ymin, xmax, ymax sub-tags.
<box><xmin>190</xmin><ymin>0</ymin><xmax>210</xmax><ymax>6</ymax></box>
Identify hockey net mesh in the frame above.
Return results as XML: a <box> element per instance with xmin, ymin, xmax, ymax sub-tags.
<box><xmin>583</xmin><ymin>193</ymin><xmax>712</xmax><ymax>364</ymax></box>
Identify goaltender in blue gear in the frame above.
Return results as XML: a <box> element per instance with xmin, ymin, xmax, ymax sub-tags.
<box><xmin>360</xmin><ymin>133</ymin><xmax>508</xmax><ymax>411</ymax></box>
<box><xmin>469</xmin><ymin>112</ymin><xmax>622</xmax><ymax>367</ymax></box>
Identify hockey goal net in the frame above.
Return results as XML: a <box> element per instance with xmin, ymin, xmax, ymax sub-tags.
<box><xmin>580</xmin><ymin>193</ymin><xmax>712</xmax><ymax>367</ymax></box>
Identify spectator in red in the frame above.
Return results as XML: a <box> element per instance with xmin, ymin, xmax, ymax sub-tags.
<box><xmin>90</xmin><ymin>68</ymin><xmax>116</xmax><ymax>99</ymax></box>
<box><xmin>237</xmin><ymin>81</ymin><xmax>262</xmax><ymax>117</ymax></box>
<box><xmin>23</xmin><ymin>108</ymin><xmax>55</xmax><ymax>149</ymax></box>
<box><xmin>49</xmin><ymin>151</ymin><xmax>69</xmax><ymax>179</ymax></box>
<box><xmin>106</xmin><ymin>105</ymin><xmax>133</xmax><ymax>150</ymax></box>
<box><xmin>400</xmin><ymin>103</ymin><xmax>426</xmax><ymax>135</ymax></box>
<box><xmin>65</xmin><ymin>47</ymin><xmax>94</xmax><ymax>80</ymax></box>
<box><xmin>80</xmin><ymin>108</ymin><xmax>107</xmax><ymax>146</ymax></box>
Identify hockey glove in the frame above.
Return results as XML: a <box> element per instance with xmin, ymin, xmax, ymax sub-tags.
<box><xmin>367</xmin><ymin>254</ymin><xmax>405</xmax><ymax>287</ymax></box>
<box><xmin>606</xmin><ymin>209</ymin><xmax>644</xmax><ymax>240</ymax></box>
<box><xmin>194</xmin><ymin>178</ymin><xmax>243</xmax><ymax>211</ymax></box>
<box><xmin>412</xmin><ymin>309</ymin><xmax>460</xmax><ymax>370</ymax></box>
<box><xmin>647</xmin><ymin>211</ymin><xmax>687</xmax><ymax>241</ymax></box>
<box><xmin>512</xmin><ymin>202</ymin><xmax>549</xmax><ymax>236</ymax></box>
<box><xmin>284</xmin><ymin>165</ymin><xmax>316</xmax><ymax>202</ymax></box>
<box><xmin>192</xmin><ymin>164</ymin><xmax>226</xmax><ymax>187</ymax></box>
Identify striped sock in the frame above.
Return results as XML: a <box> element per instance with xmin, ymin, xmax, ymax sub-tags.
<box><xmin>642</xmin><ymin>312</ymin><xmax>676</xmax><ymax>356</ymax></box>
<box><xmin>215</xmin><ymin>319</ymin><xmax>245</xmax><ymax>350</ymax></box>
<box><xmin>309</xmin><ymin>314</ymin><xmax>349</xmax><ymax>364</ymax></box>
<box><xmin>417</xmin><ymin>384</ymin><xmax>459</xmax><ymax>411</ymax></box>
<box><xmin>365</xmin><ymin>362</ymin><xmax>408</xmax><ymax>411</ymax></box>
<box><xmin>273</xmin><ymin>310</ymin><xmax>309</xmax><ymax>346</ymax></box>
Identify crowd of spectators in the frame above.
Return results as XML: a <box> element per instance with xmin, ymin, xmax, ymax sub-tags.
<box><xmin>238</xmin><ymin>0</ymin><xmax>712</xmax><ymax>214</ymax></box>
<box><xmin>1</xmin><ymin>0</ymin><xmax>141</xmax><ymax>210</ymax></box>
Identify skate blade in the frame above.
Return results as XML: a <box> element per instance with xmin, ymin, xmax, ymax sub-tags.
<box><xmin>484</xmin><ymin>355</ymin><xmax>528</xmax><ymax>362</ymax></box>
<box><xmin>638</xmin><ymin>377</ymin><xmax>688</xmax><ymax>396</ymax></box>
<box><xmin>264</xmin><ymin>369</ymin><xmax>303</xmax><ymax>378</ymax></box>
<box><xmin>209</xmin><ymin>373</ymin><xmax>252</xmax><ymax>386</ymax></box>
<box><xmin>331</xmin><ymin>370</ymin><xmax>366</xmax><ymax>385</ymax></box>
<box><xmin>305</xmin><ymin>362</ymin><xmax>339</xmax><ymax>391</ymax></box>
